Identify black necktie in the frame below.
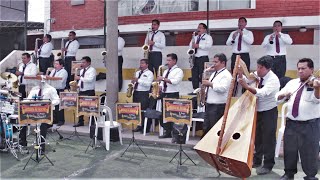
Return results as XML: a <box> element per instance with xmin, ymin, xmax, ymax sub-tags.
<box><xmin>163</xmin><ymin>68</ymin><xmax>171</xmax><ymax>93</ymax></box>
<box><xmin>149</xmin><ymin>31</ymin><xmax>157</xmax><ymax>51</ymax></box>
<box><xmin>134</xmin><ymin>70</ymin><xmax>143</xmax><ymax>90</ymax></box>
<box><xmin>258</xmin><ymin>78</ymin><xmax>264</xmax><ymax>88</ymax></box>
<box><xmin>194</xmin><ymin>35</ymin><xmax>202</xmax><ymax>54</ymax></box>
<box><xmin>65</xmin><ymin>40</ymin><xmax>74</xmax><ymax>56</ymax></box>
<box><xmin>80</xmin><ymin>68</ymin><xmax>87</xmax><ymax>89</ymax></box>
<box><xmin>38</xmin><ymin>89</ymin><xmax>42</xmax><ymax>97</ymax></box>
<box><xmin>20</xmin><ymin>64</ymin><xmax>27</xmax><ymax>83</ymax></box>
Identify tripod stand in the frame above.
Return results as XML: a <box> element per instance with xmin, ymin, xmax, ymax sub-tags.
<box><xmin>85</xmin><ymin>118</ymin><xmax>106</xmax><ymax>153</ymax></box>
<box><xmin>65</xmin><ymin>110</ymin><xmax>83</xmax><ymax>142</ymax></box>
<box><xmin>169</xmin><ymin>143</ymin><xmax>196</xmax><ymax>166</ymax></box>
<box><xmin>121</xmin><ymin>124</ymin><xmax>147</xmax><ymax>157</ymax></box>
<box><xmin>23</xmin><ymin>123</ymin><xmax>54</xmax><ymax>170</ymax></box>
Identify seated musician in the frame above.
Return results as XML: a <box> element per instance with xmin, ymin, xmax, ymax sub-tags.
<box><xmin>238</xmin><ymin>55</ymin><xmax>280</xmax><ymax>175</ymax></box>
<box><xmin>48</xmin><ymin>59</ymin><xmax>68</xmax><ymax>126</ymax></box>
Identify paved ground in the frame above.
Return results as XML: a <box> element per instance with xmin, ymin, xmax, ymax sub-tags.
<box><xmin>0</xmin><ymin>123</ymin><xmax>319</xmax><ymax>179</ymax></box>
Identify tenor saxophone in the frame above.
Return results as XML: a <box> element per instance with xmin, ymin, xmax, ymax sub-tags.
<box><xmin>150</xmin><ymin>64</ymin><xmax>167</xmax><ymax>99</ymax></box>
<box><xmin>187</xmin><ymin>31</ymin><xmax>197</xmax><ymax>68</ymax></box>
<box><xmin>126</xmin><ymin>69</ymin><xmax>139</xmax><ymax>98</ymax></box>
<box><xmin>142</xmin><ymin>28</ymin><xmax>151</xmax><ymax>59</ymax></box>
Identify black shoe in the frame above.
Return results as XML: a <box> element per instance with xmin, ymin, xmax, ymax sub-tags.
<box><xmin>252</xmin><ymin>163</ymin><xmax>261</xmax><ymax>168</ymax></box>
<box><xmin>188</xmin><ymin>92</ymin><xmax>196</xmax><ymax>95</ymax></box>
<box><xmin>256</xmin><ymin>167</ymin><xmax>272</xmax><ymax>175</ymax></box>
<box><xmin>133</xmin><ymin>126</ymin><xmax>142</xmax><ymax>132</ymax></box>
<box><xmin>73</xmin><ymin>122</ymin><xmax>84</xmax><ymax>127</ymax></box>
<box><xmin>57</xmin><ymin>121</ymin><xmax>64</xmax><ymax>126</ymax></box>
<box><xmin>188</xmin><ymin>77</ymin><xmax>192</xmax><ymax>81</ymax></box>
<box><xmin>159</xmin><ymin>133</ymin><xmax>172</xmax><ymax>139</ymax></box>
<box><xmin>280</xmin><ymin>174</ymin><xmax>294</xmax><ymax>180</ymax></box>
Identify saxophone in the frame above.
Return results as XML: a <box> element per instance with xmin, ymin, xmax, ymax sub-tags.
<box><xmin>151</xmin><ymin>64</ymin><xmax>167</xmax><ymax>99</ymax></box>
<box><xmin>142</xmin><ymin>28</ymin><xmax>151</xmax><ymax>59</ymax></box>
<box><xmin>198</xmin><ymin>65</ymin><xmax>215</xmax><ymax>107</ymax></box>
<box><xmin>126</xmin><ymin>69</ymin><xmax>139</xmax><ymax>98</ymax></box>
<box><xmin>187</xmin><ymin>31</ymin><xmax>196</xmax><ymax>68</ymax></box>
<box><xmin>57</xmin><ymin>38</ymin><xmax>65</xmax><ymax>59</ymax></box>
<box><xmin>69</xmin><ymin>68</ymin><xmax>79</xmax><ymax>92</ymax></box>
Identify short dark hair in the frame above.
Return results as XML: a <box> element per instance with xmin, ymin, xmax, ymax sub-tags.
<box><xmin>22</xmin><ymin>52</ymin><xmax>30</xmax><ymax>58</ymax></box>
<box><xmin>167</xmin><ymin>53</ymin><xmax>178</xmax><ymax>62</ymax></box>
<box><xmin>152</xmin><ymin>19</ymin><xmax>160</xmax><ymax>25</ymax></box>
<box><xmin>69</xmin><ymin>31</ymin><xmax>76</xmax><ymax>36</ymax></box>
<box><xmin>81</xmin><ymin>56</ymin><xmax>91</xmax><ymax>63</ymax></box>
<box><xmin>297</xmin><ymin>58</ymin><xmax>314</xmax><ymax>69</ymax></box>
<box><xmin>199</xmin><ymin>23</ymin><xmax>208</xmax><ymax>30</ymax></box>
<box><xmin>238</xmin><ymin>17</ymin><xmax>247</xmax><ymax>23</ymax></box>
<box><xmin>214</xmin><ymin>53</ymin><xmax>227</xmax><ymax>65</ymax></box>
<box><xmin>140</xmin><ymin>59</ymin><xmax>148</xmax><ymax>65</ymax></box>
<box><xmin>45</xmin><ymin>34</ymin><xmax>52</xmax><ymax>42</ymax></box>
<box><xmin>257</xmin><ymin>55</ymin><xmax>273</xmax><ymax>69</ymax></box>
<box><xmin>55</xmin><ymin>59</ymin><xmax>64</xmax><ymax>66</ymax></box>
<box><xmin>273</xmin><ymin>20</ymin><xmax>282</xmax><ymax>26</ymax></box>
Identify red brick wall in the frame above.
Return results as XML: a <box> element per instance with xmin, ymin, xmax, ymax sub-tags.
<box><xmin>51</xmin><ymin>0</ymin><xmax>320</xmax><ymax>31</ymax></box>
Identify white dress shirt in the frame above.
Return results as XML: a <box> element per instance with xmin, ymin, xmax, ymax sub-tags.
<box><xmin>135</xmin><ymin>69</ymin><xmax>153</xmax><ymax>91</ymax></box>
<box><xmin>261</xmin><ymin>32</ymin><xmax>293</xmax><ymax>56</ymax></box>
<box><xmin>226</xmin><ymin>28</ymin><xmax>254</xmax><ymax>53</ymax></box>
<box><xmin>78</xmin><ymin>66</ymin><xmax>96</xmax><ymax>91</ymax></box>
<box><xmin>26</xmin><ymin>83</ymin><xmax>60</xmax><ymax>107</ymax></box>
<box><xmin>248</xmin><ymin>70</ymin><xmax>280</xmax><ymax>112</ymax></box>
<box><xmin>144</xmin><ymin>30</ymin><xmax>166</xmax><ymax>52</ymax></box>
<box><xmin>65</xmin><ymin>40</ymin><xmax>80</xmax><ymax>57</ymax></box>
<box><xmin>38</xmin><ymin>42</ymin><xmax>53</xmax><ymax>58</ymax></box>
<box><xmin>275</xmin><ymin>78</ymin><xmax>320</xmax><ymax>121</ymax></box>
<box><xmin>18</xmin><ymin>61</ymin><xmax>37</xmax><ymax>85</ymax></box>
<box><xmin>189</xmin><ymin>33</ymin><xmax>213</xmax><ymax>57</ymax></box>
<box><xmin>118</xmin><ymin>37</ymin><xmax>125</xmax><ymax>56</ymax></box>
<box><xmin>160</xmin><ymin>65</ymin><xmax>183</xmax><ymax>93</ymax></box>
<box><xmin>206</xmin><ymin>68</ymin><xmax>232</xmax><ymax>104</ymax></box>
<box><xmin>49</xmin><ymin>68</ymin><xmax>68</xmax><ymax>90</ymax></box>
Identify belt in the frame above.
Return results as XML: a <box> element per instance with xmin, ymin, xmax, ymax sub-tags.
<box><xmin>149</xmin><ymin>51</ymin><xmax>161</xmax><ymax>53</ymax></box>
<box><xmin>233</xmin><ymin>53</ymin><xmax>249</xmax><ymax>55</ymax></box>
<box><xmin>39</xmin><ymin>56</ymin><xmax>50</xmax><ymax>59</ymax></box>
<box><xmin>270</xmin><ymin>55</ymin><xmax>286</xmax><ymax>58</ymax></box>
<box><xmin>287</xmin><ymin>118</ymin><xmax>318</xmax><ymax>124</ymax></box>
<box><xmin>206</xmin><ymin>103</ymin><xmax>226</xmax><ymax>106</ymax></box>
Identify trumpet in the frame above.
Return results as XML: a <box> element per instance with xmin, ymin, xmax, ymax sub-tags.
<box><xmin>187</xmin><ymin>31</ymin><xmax>197</xmax><ymax>68</ymax></box>
<box><xmin>142</xmin><ymin>28</ymin><xmax>151</xmax><ymax>59</ymax></box>
<box><xmin>57</xmin><ymin>38</ymin><xmax>65</xmax><ymax>59</ymax></box>
<box><xmin>126</xmin><ymin>68</ymin><xmax>139</xmax><ymax>98</ymax></box>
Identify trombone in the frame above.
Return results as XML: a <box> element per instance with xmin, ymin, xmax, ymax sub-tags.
<box><xmin>142</xmin><ymin>28</ymin><xmax>151</xmax><ymax>59</ymax></box>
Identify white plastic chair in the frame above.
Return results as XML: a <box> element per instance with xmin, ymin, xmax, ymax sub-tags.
<box><xmin>190</xmin><ymin>105</ymin><xmax>205</xmax><ymax>138</ymax></box>
<box><xmin>94</xmin><ymin>105</ymin><xmax>123</xmax><ymax>150</ymax></box>
<box><xmin>275</xmin><ymin>103</ymin><xmax>288</xmax><ymax>158</ymax></box>
<box><xmin>143</xmin><ymin>99</ymin><xmax>163</xmax><ymax>136</ymax></box>
<box><xmin>88</xmin><ymin>95</ymin><xmax>107</xmax><ymax>133</ymax></box>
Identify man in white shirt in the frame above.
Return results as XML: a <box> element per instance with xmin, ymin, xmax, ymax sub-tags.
<box><xmin>15</xmin><ymin>53</ymin><xmax>37</xmax><ymax>99</ymax></box>
<box><xmin>145</xmin><ymin>19</ymin><xmax>166</xmax><ymax>76</ymax></box>
<box><xmin>156</xmin><ymin>53</ymin><xmax>184</xmax><ymax>138</ymax></box>
<box><xmin>62</xmin><ymin>31</ymin><xmax>80</xmax><ymax>89</ymax></box>
<box><xmin>35</xmin><ymin>34</ymin><xmax>54</xmax><ymax>74</ymax></box>
<box><xmin>189</xmin><ymin>23</ymin><xmax>213</xmax><ymax>94</ymax></box>
<box><xmin>132</xmin><ymin>59</ymin><xmax>154</xmax><ymax>133</ymax></box>
<box><xmin>238</xmin><ymin>55</ymin><xmax>280</xmax><ymax>175</ymax></box>
<box><xmin>275</xmin><ymin>58</ymin><xmax>319</xmax><ymax>180</ymax></box>
<box><xmin>73</xmin><ymin>56</ymin><xmax>96</xmax><ymax>127</ymax></box>
<box><xmin>226</xmin><ymin>17</ymin><xmax>254</xmax><ymax>73</ymax></box>
<box><xmin>201</xmin><ymin>53</ymin><xmax>232</xmax><ymax>137</ymax></box>
<box><xmin>118</xmin><ymin>30</ymin><xmax>125</xmax><ymax>91</ymax></box>
<box><xmin>49</xmin><ymin>59</ymin><xmax>68</xmax><ymax>126</ymax></box>
<box><xmin>262</xmin><ymin>20</ymin><xmax>293</xmax><ymax>79</ymax></box>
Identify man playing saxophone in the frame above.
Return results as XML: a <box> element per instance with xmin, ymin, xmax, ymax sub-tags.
<box><xmin>201</xmin><ymin>53</ymin><xmax>232</xmax><ymax>137</ymax></box>
<box><xmin>132</xmin><ymin>59</ymin><xmax>154</xmax><ymax>133</ymax></box>
<box><xmin>156</xmin><ymin>53</ymin><xmax>183</xmax><ymax>139</ymax></box>
<box><xmin>35</xmin><ymin>34</ymin><xmax>54</xmax><ymax>74</ymax></box>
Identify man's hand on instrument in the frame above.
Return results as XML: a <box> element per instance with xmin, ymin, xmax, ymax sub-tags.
<box><xmin>238</xmin><ymin>78</ymin><xmax>248</xmax><ymax>89</ymax></box>
<box><xmin>148</xmin><ymin>40</ymin><xmax>155</xmax><ymax>46</ymax></box>
<box><xmin>61</xmin><ymin>48</ymin><xmax>67</xmax><ymax>52</ymax></box>
<box><xmin>237</xmin><ymin>66</ymin><xmax>244</xmax><ymax>78</ymax></box>
<box><xmin>157</xmin><ymin>76</ymin><xmax>164</xmax><ymax>82</ymax></box>
<box><xmin>202</xmin><ymin>80</ymin><xmax>212</xmax><ymax>87</ymax></box>
<box><xmin>278</xmin><ymin>92</ymin><xmax>292</xmax><ymax>101</ymax></box>
<box><xmin>131</xmin><ymin>77</ymin><xmax>138</xmax><ymax>84</ymax></box>
<box><xmin>313</xmin><ymin>78</ymin><xmax>320</xmax><ymax>89</ymax></box>
<box><xmin>15</xmin><ymin>71</ymin><xmax>23</xmax><ymax>76</ymax></box>
<box><xmin>192</xmin><ymin>43</ymin><xmax>199</xmax><ymax>49</ymax></box>
<box><xmin>74</xmin><ymin>75</ymin><xmax>80</xmax><ymax>80</ymax></box>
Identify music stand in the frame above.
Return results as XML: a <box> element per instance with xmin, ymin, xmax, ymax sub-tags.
<box><xmin>121</xmin><ymin>123</ymin><xmax>147</xmax><ymax>157</ymax></box>
<box><xmin>65</xmin><ymin>109</ymin><xmax>84</xmax><ymax>142</ymax></box>
<box><xmin>85</xmin><ymin>117</ymin><xmax>106</xmax><ymax>153</ymax></box>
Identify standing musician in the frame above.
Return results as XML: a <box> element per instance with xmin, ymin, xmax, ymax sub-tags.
<box><xmin>132</xmin><ymin>59</ymin><xmax>154</xmax><ymax>133</ymax></box>
<box><xmin>156</xmin><ymin>53</ymin><xmax>183</xmax><ymax>138</ymax></box>
<box><xmin>73</xmin><ymin>56</ymin><xmax>96</xmax><ymax>127</ymax></box>
<box><xmin>189</xmin><ymin>23</ymin><xmax>213</xmax><ymax>94</ymax></box>
<box><xmin>276</xmin><ymin>58</ymin><xmax>319</xmax><ymax>180</ymax></box>
<box><xmin>118</xmin><ymin>30</ymin><xmax>126</xmax><ymax>91</ymax></box>
<box><xmin>201</xmin><ymin>53</ymin><xmax>232</xmax><ymax>137</ymax></box>
<box><xmin>62</xmin><ymin>31</ymin><xmax>80</xmax><ymax>89</ymax></box>
<box><xmin>226</xmin><ymin>17</ymin><xmax>254</xmax><ymax>73</ymax></box>
<box><xmin>35</xmin><ymin>34</ymin><xmax>54</xmax><ymax>74</ymax></box>
<box><xmin>48</xmin><ymin>59</ymin><xmax>68</xmax><ymax>126</ymax></box>
<box><xmin>15</xmin><ymin>53</ymin><xmax>37</xmax><ymax>100</ymax></box>
<box><xmin>238</xmin><ymin>55</ymin><xmax>280</xmax><ymax>175</ymax></box>
<box><xmin>25</xmin><ymin>80</ymin><xmax>60</xmax><ymax>153</ymax></box>
<box><xmin>145</xmin><ymin>19</ymin><xmax>166</xmax><ymax>76</ymax></box>
<box><xmin>262</xmin><ymin>20</ymin><xmax>292</xmax><ymax>79</ymax></box>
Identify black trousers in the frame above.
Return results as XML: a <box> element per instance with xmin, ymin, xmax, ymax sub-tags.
<box><xmin>118</xmin><ymin>56</ymin><xmax>123</xmax><ymax>91</ymax></box>
<box><xmin>39</xmin><ymin>57</ymin><xmax>52</xmax><ymax>74</ymax></box>
<box><xmin>18</xmin><ymin>84</ymin><xmax>27</xmax><ymax>145</ymax></box>
<box><xmin>148</xmin><ymin>51</ymin><xmax>162</xmax><ymax>77</ymax></box>
<box><xmin>271</xmin><ymin>55</ymin><xmax>286</xmax><ymax>79</ymax></box>
<box><xmin>253</xmin><ymin>107</ymin><xmax>278</xmax><ymax>169</ymax></box>
<box><xmin>160</xmin><ymin>92</ymin><xmax>179</xmax><ymax>134</ymax></box>
<box><xmin>283</xmin><ymin>118</ymin><xmax>319</xmax><ymax>179</ymax></box>
<box><xmin>53</xmin><ymin>89</ymin><xmax>65</xmax><ymax>124</ymax></box>
<box><xmin>78</xmin><ymin>90</ymin><xmax>95</xmax><ymax>124</ymax></box>
<box><xmin>133</xmin><ymin>91</ymin><xmax>151</xmax><ymax>130</ymax></box>
<box><xmin>64</xmin><ymin>56</ymin><xmax>76</xmax><ymax>89</ymax></box>
<box><xmin>191</xmin><ymin>56</ymin><xmax>209</xmax><ymax>89</ymax></box>
<box><xmin>231</xmin><ymin>53</ymin><xmax>250</xmax><ymax>73</ymax></box>
<box><xmin>203</xmin><ymin>103</ymin><xmax>226</xmax><ymax>137</ymax></box>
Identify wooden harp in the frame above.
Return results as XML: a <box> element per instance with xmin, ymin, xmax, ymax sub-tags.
<box><xmin>194</xmin><ymin>55</ymin><xmax>258</xmax><ymax>178</ymax></box>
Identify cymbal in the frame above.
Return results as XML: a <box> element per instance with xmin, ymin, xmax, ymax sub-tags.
<box><xmin>1</xmin><ymin>72</ymin><xmax>18</xmax><ymax>82</ymax></box>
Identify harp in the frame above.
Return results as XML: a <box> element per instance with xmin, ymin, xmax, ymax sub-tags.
<box><xmin>194</xmin><ymin>55</ymin><xmax>259</xmax><ymax>178</ymax></box>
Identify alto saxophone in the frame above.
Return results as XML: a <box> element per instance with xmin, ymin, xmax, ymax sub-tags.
<box><xmin>151</xmin><ymin>64</ymin><xmax>167</xmax><ymax>99</ymax></box>
<box><xmin>126</xmin><ymin>69</ymin><xmax>139</xmax><ymax>98</ymax></box>
<box><xmin>69</xmin><ymin>68</ymin><xmax>79</xmax><ymax>92</ymax></box>
<box><xmin>142</xmin><ymin>28</ymin><xmax>151</xmax><ymax>59</ymax></box>
<box><xmin>187</xmin><ymin>31</ymin><xmax>197</xmax><ymax>68</ymax></box>
<box><xmin>57</xmin><ymin>38</ymin><xmax>65</xmax><ymax>59</ymax></box>
<box><xmin>198</xmin><ymin>66</ymin><xmax>214</xmax><ymax>107</ymax></box>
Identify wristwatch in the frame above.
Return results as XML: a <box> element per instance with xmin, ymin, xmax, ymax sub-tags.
<box><xmin>162</xmin><ymin>77</ymin><xmax>165</xmax><ymax>81</ymax></box>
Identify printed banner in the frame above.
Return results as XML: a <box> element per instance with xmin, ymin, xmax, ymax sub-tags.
<box><xmin>116</xmin><ymin>103</ymin><xmax>141</xmax><ymax>125</ymax></box>
<box><xmin>60</xmin><ymin>92</ymin><xmax>78</xmax><ymax>110</ymax></box>
<box><xmin>19</xmin><ymin>100</ymin><xmax>52</xmax><ymax>125</ymax></box>
<box><xmin>163</xmin><ymin>98</ymin><xmax>192</xmax><ymax>125</ymax></box>
<box><xmin>77</xmin><ymin>96</ymin><xmax>100</xmax><ymax>117</ymax></box>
